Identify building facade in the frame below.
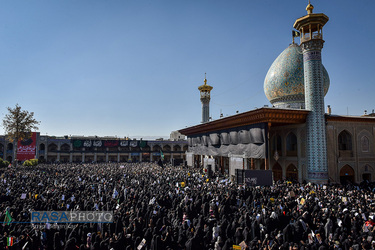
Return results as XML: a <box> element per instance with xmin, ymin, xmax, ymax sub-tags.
<box><xmin>268</xmin><ymin>114</ymin><xmax>375</xmax><ymax>184</ymax></box>
<box><xmin>0</xmin><ymin>134</ymin><xmax>187</xmax><ymax>164</ymax></box>
<box><xmin>179</xmin><ymin>3</ymin><xmax>375</xmax><ymax>184</ymax></box>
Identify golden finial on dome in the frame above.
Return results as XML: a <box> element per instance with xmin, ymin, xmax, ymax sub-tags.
<box><xmin>198</xmin><ymin>73</ymin><xmax>213</xmax><ymax>92</ymax></box>
<box><xmin>306</xmin><ymin>0</ymin><xmax>314</xmax><ymax>14</ymax></box>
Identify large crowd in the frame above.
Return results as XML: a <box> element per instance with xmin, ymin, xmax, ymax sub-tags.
<box><xmin>0</xmin><ymin>162</ymin><xmax>375</xmax><ymax>250</ymax></box>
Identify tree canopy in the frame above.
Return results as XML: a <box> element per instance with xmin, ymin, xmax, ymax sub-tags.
<box><xmin>2</xmin><ymin>104</ymin><xmax>40</xmax><ymax>142</ymax></box>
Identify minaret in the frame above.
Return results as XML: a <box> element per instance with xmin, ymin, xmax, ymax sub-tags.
<box><xmin>198</xmin><ymin>73</ymin><xmax>213</xmax><ymax>123</ymax></box>
<box><xmin>294</xmin><ymin>2</ymin><xmax>329</xmax><ymax>183</ymax></box>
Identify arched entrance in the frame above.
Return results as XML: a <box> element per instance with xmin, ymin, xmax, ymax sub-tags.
<box><xmin>286</xmin><ymin>164</ymin><xmax>298</xmax><ymax>181</ymax></box>
<box><xmin>39</xmin><ymin>156</ymin><xmax>45</xmax><ymax>163</ymax></box>
<box><xmin>272</xmin><ymin>163</ymin><xmax>282</xmax><ymax>182</ymax></box>
<box><xmin>340</xmin><ymin>165</ymin><xmax>355</xmax><ymax>184</ymax></box>
<box><xmin>362</xmin><ymin>165</ymin><xmax>373</xmax><ymax>182</ymax></box>
<box><xmin>363</xmin><ymin>173</ymin><xmax>371</xmax><ymax>181</ymax></box>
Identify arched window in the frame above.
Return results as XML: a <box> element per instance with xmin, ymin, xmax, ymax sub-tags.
<box><xmin>361</xmin><ymin>136</ymin><xmax>369</xmax><ymax>152</ymax></box>
<box><xmin>142</xmin><ymin>145</ymin><xmax>151</xmax><ymax>152</ymax></box>
<box><xmin>363</xmin><ymin>165</ymin><xmax>373</xmax><ymax>182</ymax></box>
<box><xmin>286</xmin><ymin>132</ymin><xmax>298</xmax><ymax>156</ymax></box>
<box><xmin>272</xmin><ymin>163</ymin><xmax>282</xmax><ymax>182</ymax></box>
<box><xmin>272</xmin><ymin>135</ymin><xmax>282</xmax><ymax>157</ymax></box>
<box><xmin>338</xmin><ymin>130</ymin><xmax>352</xmax><ymax>151</ymax></box>
<box><xmin>61</xmin><ymin>143</ymin><xmax>70</xmax><ymax>152</ymax></box>
<box><xmin>48</xmin><ymin>143</ymin><xmax>58</xmax><ymax>151</ymax></box>
<box><xmin>286</xmin><ymin>164</ymin><xmax>298</xmax><ymax>181</ymax></box>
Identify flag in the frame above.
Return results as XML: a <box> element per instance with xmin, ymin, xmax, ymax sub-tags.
<box><xmin>160</xmin><ymin>150</ymin><xmax>164</xmax><ymax>161</ymax></box>
<box><xmin>3</xmin><ymin>209</ymin><xmax>12</xmax><ymax>225</ymax></box>
<box><xmin>7</xmin><ymin>237</ymin><xmax>13</xmax><ymax>246</ymax></box>
<box><xmin>292</xmin><ymin>30</ymin><xmax>300</xmax><ymax>37</ymax></box>
<box><xmin>300</xmin><ymin>198</ymin><xmax>306</xmax><ymax>205</ymax></box>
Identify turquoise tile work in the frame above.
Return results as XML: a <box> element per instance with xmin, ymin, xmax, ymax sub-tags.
<box><xmin>303</xmin><ymin>40</ymin><xmax>328</xmax><ymax>182</ymax></box>
<box><xmin>264</xmin><ymin>44</ymin><xmax>329</xmax><ymax>109</ymax></box>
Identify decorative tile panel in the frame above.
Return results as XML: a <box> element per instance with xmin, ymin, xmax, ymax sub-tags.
<box><xmin>264</xmin><ymin>44</ymin><xmax>329</xmax><ymax>108</ymax></box>
<box><xmin>303</xmin><ymin>40</ymin><xmax>328</xmax><ymax>181</ymax></box>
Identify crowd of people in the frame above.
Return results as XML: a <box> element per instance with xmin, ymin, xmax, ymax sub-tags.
<box><xmin>0</xmin><ymin>162</ymin><xmax>375</xmax><ymax>250</ymax></box>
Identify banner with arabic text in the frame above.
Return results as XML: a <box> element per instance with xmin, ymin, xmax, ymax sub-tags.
<box><xmin>72</xmin><ymin>139</ymin><xmax>146</xmax><ymax>148</ymax></box>
<box><xmin>17</xmin><ymin>132</ymin><xmax>37</xmax><ymax>161</ymax></box>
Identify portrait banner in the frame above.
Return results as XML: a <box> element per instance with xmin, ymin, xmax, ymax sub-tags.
<box><xmin>17</xmin><ymin>132</ymin><xmax>37</xmax><ymax>161</ymax></box>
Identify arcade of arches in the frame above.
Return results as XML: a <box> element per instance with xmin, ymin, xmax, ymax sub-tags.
<box><xmin>270</xmin><ymin>125</ymin><xmax>375</xmax><ymax>183</ymax></box>
<box><xmin>337</xmin><ymin>164</ymin><xmax>372</xmax><ymax>185</ymax></box>
<box><xmin>39</xmin><ymin>142</ymin><xmax>187</xmax><ymax>164</ymax></box>
<box><xmin>0</xmin><ymin>138</ymin><xmax>188</xmax><ymax>165</ymax></box>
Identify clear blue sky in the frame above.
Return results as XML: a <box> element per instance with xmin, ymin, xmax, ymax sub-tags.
<box><xmin>0</xmin><ymin>0</ymin><xmax>374</xmax><ymax>139</ymax></box>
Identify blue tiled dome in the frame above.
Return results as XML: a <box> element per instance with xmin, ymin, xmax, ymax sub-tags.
<box><xmin>264</xmin><ymin>44</ymin><xmax>330</xmax><ymax>109</ymax></box>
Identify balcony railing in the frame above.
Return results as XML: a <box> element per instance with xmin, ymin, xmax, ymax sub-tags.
<box><xmin>301</xmin><ymin>33</ymin><xmax>322</xmax><ymax>42</ymax></box>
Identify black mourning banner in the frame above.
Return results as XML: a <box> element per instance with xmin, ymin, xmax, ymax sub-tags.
<box><xmin>230</xmin><ymin>131</ymin><xmax>239</xmax><ymax>145</ymax></box>
<box><xmin>220</xmin><ymin>132</ymin><xmax>230</xmax><ymax>145</ymax></box>
<box><xmin>292</xmin><ymin>30</ymin><xmax>300</xmax><ymax>37</ymax></box>
<box><xmin>239</xmin><ymin>130</ymin><xmax>251</xmax><ymax>144</ymax></box>
<box><xmin>202</xmin><ymin>135</ymin><xmax>208</xmax><ymax>146</ymax></box>
<box><xmin>209</xmin><ymin>133</ymin><xmax>220</xmax><ymax>145</ymax></box>
<box><xmin>187</xmin><ymin>122</ymin><xmax>267</xmax><ymax>158</ymax></box>
<box><xmin>244</xmin><ymin>170</ymin><xmax>273</xmax><ymax>186</ymax></box>
<box><xmin>192</xmin><ymin>137</ymin><xmax>199</xmax><ymax>146</ymax></box>
<box><xmin>250</xmin><ymin>127</ymin><xmax>264</xmax><ymax>144</ymax></box>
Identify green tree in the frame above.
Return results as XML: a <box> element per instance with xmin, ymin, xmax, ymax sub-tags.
<box><xmin>2</xmin><ymin>104</ymin><xmax>40</xmax><ymax>165</ymax></box>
